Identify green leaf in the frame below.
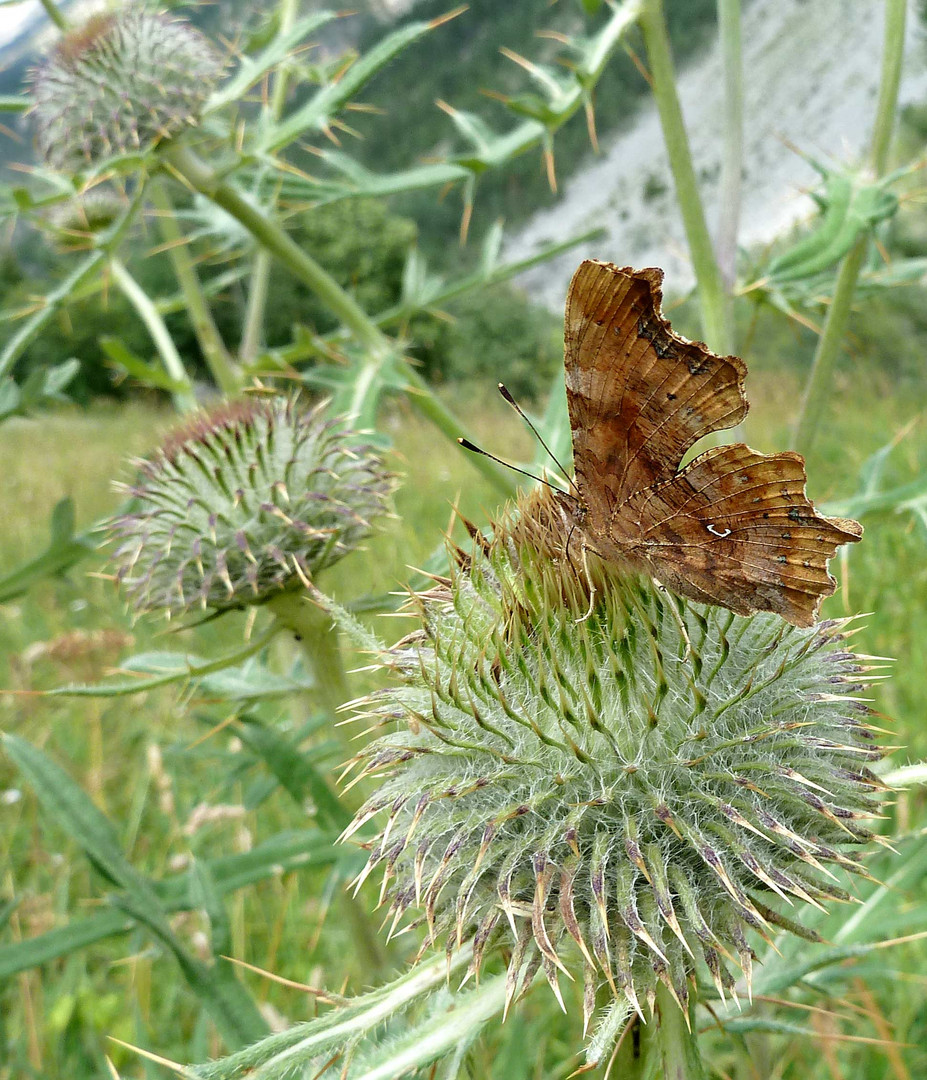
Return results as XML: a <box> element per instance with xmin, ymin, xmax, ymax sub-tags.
<box><xmin>0</xmin><ymin>498</ymin><xmax>95</xmax><ymax>604</ymax></box>
<box><xmin>47</xmin><ymin>629</ymin><xmax>285</xmax><ymax>698</ymax></box>
<box><xmin>207</xmin><ymin>11</ymin><xmax>339</xmax><ymax>113</ymax></box>
<box><xmin>100</xmin><ymin>337</ymin><xmax>190</xmax><ymax>393</ymax></box>
<box><xmin>263</xmin><ymin>17</ymin><xmax>448</xmax><ymax>152</ymax></box>
<box><xmin>235</xmin><ymin>715</ymin><xmax>351</xmax><ymax>832</ymax></box>
<box><xmin>0</xmin><ymin>828</ymin><xmax>345</xmax><ymax>979</ymax></box>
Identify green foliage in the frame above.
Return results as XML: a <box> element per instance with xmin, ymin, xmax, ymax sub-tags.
<box><xmin>347</xmin><ymin>0</ymin><xmax>718</xmax><ymax>247</ymax></box>
<box><xmin>409</xmin><ymin>283</ymin><xmax>561</xmax><ymax>399</ymax></box>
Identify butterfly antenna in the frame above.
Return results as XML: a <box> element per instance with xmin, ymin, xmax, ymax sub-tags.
<box><xmin>497</xmin><ymin>383</ymin><xmax>580</xmax><ymax>500</ymax></box>
<box><xmin>457</xmin><ymin>438</ymin><xmax>573</xmax><ymax>498</ymax></box>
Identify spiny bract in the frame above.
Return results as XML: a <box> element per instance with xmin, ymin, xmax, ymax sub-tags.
<box><xmin>30</xmin><ymin>10</ymin><xmax>224</xmax><ymax>171</ymax></box>
<box><xmin>345</xmin><ymin>487</ymin><xmax>886</xmax><ymax>1035</ymax></box>
<box><xmin>110</xmin><ymin>396</ymin><xmax>395</xmax><ymax>616</ymax></box>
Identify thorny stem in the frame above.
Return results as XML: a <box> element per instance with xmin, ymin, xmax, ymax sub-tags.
<box><xmin>164</xmin><ymin>144</ymin><xmax>516</xmax><ymax>495</ymax></box>
<box><xmin>639</xmin><ymin>0</ymin><xmax>732</xmax><ymax>356</ymax></box>
<box><xmin>109</xmin><ymin>256</ymin><xmax>197</xmax><ymax>413</ymax></box>
<box><xmin>793</xmin><ymin>0</ymin><xmax>906</xmax><ymax>457</ymax></box>
<box><xmin>148</xmin><ymin>181</ymin><xmax>241</xmax><ymax>396</ymax></box>
<box><xmin>240</xmin><ymin>0</ymin><xmax>298</xmax><ymax>364</ymax></box>
<box><xmin>0</xmin><ymin>183</ymin><xmax>147</xmax><ymax>381</ymax></box>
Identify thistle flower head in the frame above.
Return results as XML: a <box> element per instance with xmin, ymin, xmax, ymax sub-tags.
<box><xmin>346</xmin><ymin>487</ymin><xmax>886</xmax><ymax>1032</ymax></box>
<box><xmin>30</xmin><ymin>10</ymin><xmax>224</xmax><ymax>171</ymax></box>
<box><xmin>110</xmin><ymin>396</ymin><xmax>395</xmax><ymax>616</ymax></box>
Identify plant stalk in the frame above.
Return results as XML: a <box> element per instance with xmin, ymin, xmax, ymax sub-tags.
<box><xmin>793</xmin><ymin>0</ymin><xmax>906</xmax><ymax>457</ymax></box>
<box><xmin>266</xmin><ymin>590</ymin><xmax>388</xmax><ymax>973</ymax></box>
<box><xmin>240</xmin><ymin>0</ymin><xmax>298</xmax><ymax>364</ymax></box>
<box><xmin>639</xmin><ymin>0</ymin><xmax>731</xmax><ymax>355</ymax></box>
<box><xmin>164</xmin><ymin>145</ymin><xmax>516</xmax><ymax>495</ymax></box>
<box><xmin>266</xmin><ymin>590</ymin><xmax>349</xmax><ymax>719</ymax></box>
<box><xmin>148</xmin><ymin>181</ymin><xmax>241</xmax><ymax>396</ymax></box>
<box><xmin>650</xmin><ymin>981</ymin><xmax>708</xmax><ymax>1080</ymax></box>
<box><xmin>38</xmin><ymin>0</ymin><xmax>68</xmax><ymax>32</ymax></box>
<box><xmin>109</xmin><ymin>257</ymin><xmax>197</xmax><ymax>412</ymax></box>
<box><xmin>716</xmin><ymin>0</ymin><xmax>743</xmax><ymax>298</ymax></box>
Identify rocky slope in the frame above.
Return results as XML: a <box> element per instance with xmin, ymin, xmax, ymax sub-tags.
<box><xmin>506</xmin><ymin>0</ymin><xmax>927</xmax><ymax>307</ymax></box>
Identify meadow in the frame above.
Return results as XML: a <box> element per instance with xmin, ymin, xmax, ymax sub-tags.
<box><xmin>2</xmin><ymin>351</ymin><xmax>926</xmax><ymax>1077</ymax></box>
<box><xmin>2</xmin><ymin>0</ymin><xmax>927</xmax><ymax>1076</ymax></box>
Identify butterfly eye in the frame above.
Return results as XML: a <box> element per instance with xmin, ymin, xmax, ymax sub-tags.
<box><xmin>706</xmin><ymin>524</ymin><xmax>732</xmax><ymax>539</ymax></box>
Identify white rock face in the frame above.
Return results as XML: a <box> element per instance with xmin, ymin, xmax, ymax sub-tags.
<box><xmin>506</xmin><ymin>0</ymin><xmax>927</xmax><ymax>308</ymax></box>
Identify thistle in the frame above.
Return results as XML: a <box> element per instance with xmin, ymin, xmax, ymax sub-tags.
<box><xmin>30</xmin><ymin>10</ymin><xmax>224</xmax><ymax>171</ymax></box>
<box><xmin>110</xmin><ymin>396</ymin><xmax>395</xmax><ymax>616</ymax></box>
<box><xmin>344</xmin><ymin>486</ymin><xmax>886</xmax><ymax>1047</ymax></box>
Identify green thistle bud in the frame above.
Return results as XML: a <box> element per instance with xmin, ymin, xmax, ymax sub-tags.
<box><xmin>30</xmin><ymin>11</ymin><xmax>224</xmax><ymax>171</ymax></box>
<box><xmin>110</xmin><ymin>396</ymin><xmax>395</xmax><ymax>616</ymax></box>
<box><xmin>46</xmin><ymin>187</ymin><xmax>125</xmax><ymax>245</ymax></box>
<box><xmin>345</xmin><ymin>487</ymin><xmax>886</xmax><ymax>1034</ymax></box>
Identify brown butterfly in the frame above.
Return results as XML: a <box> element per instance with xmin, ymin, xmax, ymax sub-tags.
<box><xmin>555</xmin><ymin>260</ymin><xmax>861</xmax><ymax>628</ymax></box>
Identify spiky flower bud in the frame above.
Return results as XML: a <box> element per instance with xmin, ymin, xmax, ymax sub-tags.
<box><xmin>30</xmin><ymin>11</ymin><xmax>224</xmax><ymax>171</ymax></box>
<box><xmin>110</xmin><ymin>397</ymin><xmax>395</xmax><ymax>616</ymax></box>
<box><xmin>345</xmin><ymin>487</ymin><xmax>886</xmax><ymax>1036</ymax></box>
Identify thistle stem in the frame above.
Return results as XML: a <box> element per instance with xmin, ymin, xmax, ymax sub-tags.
<box><xmin>266</xmin><ymin>591</ymin><xmax>349</xmax><ymax>718</ymax></box>
<box><xmin>793</xmin><ymin>0</ymin><xmax>906</xmax><ymax>457</ymax></box>
<box><xmin>148</xmin><ymin>182</ymin><xmax>242</xmax><ymax>396</ymax></box>
<box><xmin>716</xmin><ymin>0</ymin><xmax>743</xmax><ymax>297</ymax></box>
<box><xmin>240</xmin><ymin>0</ymin><xmax>297</xmax><ymax>364</ymax></box>
<box><xmin>265</xmin><ymin>591</ymin><xmax>388</xmax><ymax>974</ymax></box>
<box><xmin>639</xmin><ymin>0</ymin><xmax>731</xmax><ymax>355</ymax></box>
<box><xmin>38</xmin><ymin>0</ymin><xmax>68</xmax><ymax>32</ymax></box>
<box><xmin>109</xmin><ymin>256</ymin><xmax>197</xmax><ymax>413</ymax></box>
<box><xmin>651</xmin><ymin>982</ymin><xmax>707</xmax><ymax>1080</ymax></box>
<box><xmin>164</xmin><ymin>144</ymin><xmax>516</xmax><ymax>495</ymax></box>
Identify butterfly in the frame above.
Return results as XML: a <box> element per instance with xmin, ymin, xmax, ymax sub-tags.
<box><xmin>555</xmin><ymin>260</ymin><xmax>862</xmax><ymax>627</ymax></box>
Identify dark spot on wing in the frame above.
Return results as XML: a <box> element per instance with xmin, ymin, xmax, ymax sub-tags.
<box><xmin>635</xmin><ymin>315</ymin><xmax>678</xmax><ymax>359</ymax></box>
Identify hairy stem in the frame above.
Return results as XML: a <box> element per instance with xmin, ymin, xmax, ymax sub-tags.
<box><xmin>639</xmin><ymin>0</ymin><xmax>731</xmax><ymax>355</ymax></box>
<box><xmin>148</xmin><ymin>182</ymin><xmax>241</xmax><ymax>395</ymax></box>
<box><xmin>793</xmin><ymin>0</ymin><xmax>906</xmax><ymax>456</ymax></box>
<box><xmin>266</xmin><ymin>591</ymin><xmax>349</xmax><ymax>719</ymax></box>
<box><xmin>109</xmin><ymin>257</ymin><xmax>197</xmax><ymax>412</ymax></box>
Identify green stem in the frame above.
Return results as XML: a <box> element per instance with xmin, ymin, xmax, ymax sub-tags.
<box><xmin>716</xmin><ymin>0</ymin><xmax>742</xmax><ymax>298</ymax></box>
<box><xmin>0</xmin><ymin>184</ymin><xmax>147</xmax><ymax>381</ymax></box>
<box><xmin>640</xmin><ymin>0</ymin><xmax>731</xmax><ymax>355</ymax></box>
<box><xmin>870</xmin><ymin>0</ymin><xmax>907</xmax><ymax>175</ymax></box>
<box><xmin>793</xmin><ymin>0</ymin><xmax>905</xmax><ymax>457</ymax></box>
<box><xmin>266</xmin><ymin>591</ymin><xmax>349</xmax><ymax>717</ymax></box>
<box><xmin>109</xmin><ymin>257</ymin><xmax>197</xmax><ymax>413</ymax></box>
<box><xmin>240</xmin><ymin>0</ymin><xmax>298</xmax><ymax>364</ymax></box>
<box><xmin>167</xmin><ymin>145</ymin><xmax>387</xmax><ymax>356</ymax></box>
<box><xmin>38</xmin><ymin>0</ymin><xmax>68</xmax><ymax>31</ymax></box>
<box><xmin>650</xmin><ymin>981</ymin><xmax>707</xmax><ymax>1080</ymax></box>
<box><xmin>148</xmin><ymin>182</ymin><xmax>242</xmax><ymax>396</ymax></box>
<box><xmin>164</xmin><ymin>145</ymin><xmax>516</xmax><ymax>496</ymax></box>
<box><xmin>265</xmin><ymin>589</ymin><xmax>388</xmax><ymax>974</ymax></box>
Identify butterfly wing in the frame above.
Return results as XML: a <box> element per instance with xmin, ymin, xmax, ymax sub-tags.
<box><xmin>564</xmin><ymin>261</ymin><xmax>749</xmax><ymax>525</ymax></box>
<box><xmin>621</xmin><ymin>444</ymin><xmax>863</xmax><ymax>626</ymax></box>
